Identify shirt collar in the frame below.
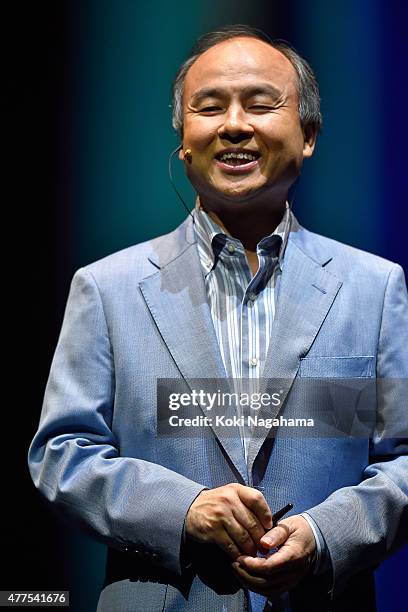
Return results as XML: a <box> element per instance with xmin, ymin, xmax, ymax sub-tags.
<box><xmin>193</xmin><ymin>200</ymin><xmax>292</xmax><ymax>273</ymax></box>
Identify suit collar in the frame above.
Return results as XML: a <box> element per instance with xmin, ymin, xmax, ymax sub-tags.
<box><xmin>147</xmin><ymin>213</ymin><xmax>335</xmax><ymax>272</ymax></box>
<box><xmin>146</xmin><ymin>216</ymin><xmax>195</xmax><ymax>271</ymax></box>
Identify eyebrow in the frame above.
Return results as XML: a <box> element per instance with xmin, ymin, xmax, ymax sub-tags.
<box><xmin>189</xmin><ymin>83</ymin><xmax>283</xmax><ymax>104</ymax></box>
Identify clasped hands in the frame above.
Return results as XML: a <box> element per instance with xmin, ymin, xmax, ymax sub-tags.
<box><xmin>185</xmin><ymin>483</ymin><xmax>316</xmax><ymax>597</ymax></box>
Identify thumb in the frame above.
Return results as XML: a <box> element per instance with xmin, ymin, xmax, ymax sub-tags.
<box><xmin>260</xmin><ymin>521</ymin><xmax>291</xmax><ymax>549</ymax></box>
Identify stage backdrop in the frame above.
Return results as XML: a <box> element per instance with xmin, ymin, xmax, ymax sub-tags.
<box><xmin>17</xmin><ymin>1</ymin><xmax>407</xmax><ymax>611</ymax></box>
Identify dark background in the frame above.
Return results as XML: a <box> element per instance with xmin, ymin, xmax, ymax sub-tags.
<box><xmin>6</xmin><ymin>1</ymin><xmax>407</xmax><ymax>611</ymax></box>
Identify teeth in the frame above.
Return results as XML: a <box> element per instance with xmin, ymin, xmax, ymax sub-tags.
<box><xmin>219</xmin><ymin>152</ymin><xmax>258</xmax><ymax>162</ymax></box>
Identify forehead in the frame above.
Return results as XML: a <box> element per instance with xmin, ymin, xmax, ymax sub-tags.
<box><xmin>184</xmin><ymin>37</ymin><xmax>298</xmax><ymax>99</ymax></box>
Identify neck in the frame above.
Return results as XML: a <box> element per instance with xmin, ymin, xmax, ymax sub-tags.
<box><xmin>198</xmin><ymin>196</ymin><xmax>287</xmax><ymax>251</ymax></box>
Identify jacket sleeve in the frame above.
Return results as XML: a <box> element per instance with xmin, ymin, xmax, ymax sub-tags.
<box><xmin>27</xmin><ymin>267</ymin><xmax>206</xmax><ymax>575</ymax></box>
<box><xmin>305</xmin><ymin>263</ymin><xmax>408</xmax><ymax>596</ymax></box>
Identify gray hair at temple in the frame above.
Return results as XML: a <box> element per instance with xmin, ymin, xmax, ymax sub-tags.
<box><xmin>171</xmin><ymin>24</ymin><xmax>322</xmax><ymax>140</ymax></box>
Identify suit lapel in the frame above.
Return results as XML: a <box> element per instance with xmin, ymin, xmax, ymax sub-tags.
<box><xmin>140</xmin><ymin>241</ymin><xmax>225</xmax><ymax>380</ymax></box>
<box><xmin>247</xmin><ymin>237</ymin><xmax>343</xmax><ymax>473</ymax></box>
<box><xmin>139</xmin><ymin>218</ymin><xmax>249</xmax><ymax>483</ymax></box>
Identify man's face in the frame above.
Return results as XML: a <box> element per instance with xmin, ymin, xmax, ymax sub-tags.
<box><xmin>179</xmin><ymin>37</ymin><xmax>316</xmax><ymax>204</ymax></box>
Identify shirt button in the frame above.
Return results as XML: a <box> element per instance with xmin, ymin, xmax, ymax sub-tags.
<box><xmin>247</xmin><ymin>292</ymin><xmax>257</xmax><ymax>302</ymax></box>
<box><xmin>227</xmin><ymin>243</ymin><xmax>236</xmax><ymax>253</ymax></box>
<box><xmin>249</xmin><ymin>357</ymin><xmax>258</xmax><ymax>367</ymax></box>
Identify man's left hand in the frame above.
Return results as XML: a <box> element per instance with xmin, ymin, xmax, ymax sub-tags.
<box><xmin>231</xmin><ymin>514</ymin><xmax>316</xmax><ymax>597</ymax></box>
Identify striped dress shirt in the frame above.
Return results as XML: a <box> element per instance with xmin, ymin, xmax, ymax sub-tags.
<box><xmin>193</xmin><ymin>202</ymin><xmax>291</xmax><ymax>462</ymax></box>
<box><xmin>193</xmin><ymin>203</ymin><xmax>291</xmax><ymax>383</ymax></box>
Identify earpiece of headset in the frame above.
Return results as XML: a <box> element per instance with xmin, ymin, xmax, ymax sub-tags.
<box><xmin>183</xmin><ymin>149</ymin><xmax>192</xmax><ymax>163</ymax></box>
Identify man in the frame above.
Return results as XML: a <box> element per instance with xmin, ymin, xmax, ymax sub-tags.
<box><xmin>28</xmin><ymin>25</ymin><xmax>407</xmax><ymax>612</ymax></box>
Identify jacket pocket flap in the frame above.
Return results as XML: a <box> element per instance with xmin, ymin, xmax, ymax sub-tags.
<box><xmin>299</xmin><ymin>356</ymin><xmax>375</xmax><ymax>378</ymax></box>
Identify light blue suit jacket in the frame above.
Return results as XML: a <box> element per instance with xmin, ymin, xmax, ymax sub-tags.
<box><xmin>28</xmin><ymin>214</ymin><xmax>408</xmax><ymax>611</ymax></box>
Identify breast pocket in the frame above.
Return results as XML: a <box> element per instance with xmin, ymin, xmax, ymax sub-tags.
<box><xmin>299</xmin><ymin>356</ymin><xmax>375</xmax><ymax>378</ymax></box>
<box><xmin>297</xmin><ymin>356</ymin><xmax>376</xmax><ymax>437</ymax></box>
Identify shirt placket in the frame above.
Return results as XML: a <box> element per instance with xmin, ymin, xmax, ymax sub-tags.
<box><xmin>219</xmin><ymin>240</ymin><xmax>252</xmax><ymax>456</ymax></box>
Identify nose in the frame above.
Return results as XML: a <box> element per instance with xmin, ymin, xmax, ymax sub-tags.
<box><xmin>218</xmin><ymin>104</ymin><xmax>254</xmax><ymax>143</ymax></box>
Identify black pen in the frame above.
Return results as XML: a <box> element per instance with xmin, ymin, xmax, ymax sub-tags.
<box><xmin>272</xmin><ymin>502</ymin><xmax>293</xmax><ymax>527</ymax></box>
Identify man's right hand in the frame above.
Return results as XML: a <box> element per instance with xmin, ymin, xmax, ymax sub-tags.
<box><xmin>185</xmin><ymin>484</ymin><xmax>273</xmax><ymax>559</ymax></box>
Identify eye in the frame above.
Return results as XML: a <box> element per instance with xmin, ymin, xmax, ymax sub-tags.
<box><xmin>200</xmin><ymin>106</ymin><xmax>223</xmax><ymax>114</ymax></box>
<box><xmin>249</xmin><ymin>105</ymin><xmax>273</xmax><ymax>111</ymax></box>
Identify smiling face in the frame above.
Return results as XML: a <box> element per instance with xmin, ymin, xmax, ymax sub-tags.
<box><xmin>179</xmin><ymin>36</ymin><xmax>316</xmax><ymax>208</ymax></box>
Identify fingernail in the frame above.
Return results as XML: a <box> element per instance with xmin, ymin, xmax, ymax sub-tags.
<box><xmin>262</xmin><ymin>536</ymin><xmax>274</xmax><ymax>545</ymax></box>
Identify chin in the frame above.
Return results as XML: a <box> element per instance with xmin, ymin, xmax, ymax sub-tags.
<box><xmin>216</xmin><ymin>184</ymin><xmax>263</xmax><ymax>201</ymax></box>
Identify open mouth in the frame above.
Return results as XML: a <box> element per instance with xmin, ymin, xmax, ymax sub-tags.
<box><xmin>215</xmin><ymin>150</ymin><xmax>261</xmax><ymax>167</ymax></box>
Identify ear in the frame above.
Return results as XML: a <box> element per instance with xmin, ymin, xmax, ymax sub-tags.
<box><xmin>178</xmin><ymin>144</ymin><xmax>184</xmax><ymax>161</ymax></box>
<box><xmin>302</xmin><ymin>126</ymin><xmax>318</xmax><ymax>158</ymax></box>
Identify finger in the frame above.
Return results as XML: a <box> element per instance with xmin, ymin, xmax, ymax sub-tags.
<box><xmin>232</xmin><ymin>562</ymin><xmax>270</xmax><ymax>589</ymax></box>
<box><xmin>231</xmin><ymin>505</ymin><xmax>267</xmax><ymax>548</ymax></box>
<box><xmin>233</xmin><ymin>557</ymin><xmax>304</xmax><ymax>588</ymax></box>
<box><xmin>223</xmin><ymin>514</ymin><xmax>258</xmax><ymax>556</ymax></box>
<box><xmin>232</xmin><ymin>563</ymin><xmax>294</xmax><ymax>595</ymax></box>
<box><xmin>232</xmin><ymin>563</ymin><xmax>299</xmax><ymax>598</ymax></box>
<box><xmin>216</xmin><ymin>530</ymin><xmax>243</xmax><ymax>560</ymax></box>
<box><xmin>260</xmin><ymin>522</ymin><xmax>291</xmax><ymax>549</ymax></box>
<box><xmin>236</xmin><ymin>546</ymin><xmax>297</xmax><ymax>575</ymax></box>
<box><xmin>236</xmin><ymin>486</ymin><xmax>273</xmax><ymax>530</ymax></box>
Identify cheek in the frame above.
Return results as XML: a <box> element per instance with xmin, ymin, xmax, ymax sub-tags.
<box><xmin>264</xmin><ymin>128</ymin><xmax>305</xmax><ymax>161</ymax></box>
<box><xmin>183</xmin><ymin>119</ymin><xmax>220</xmax><ymax>150</ymax></box>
